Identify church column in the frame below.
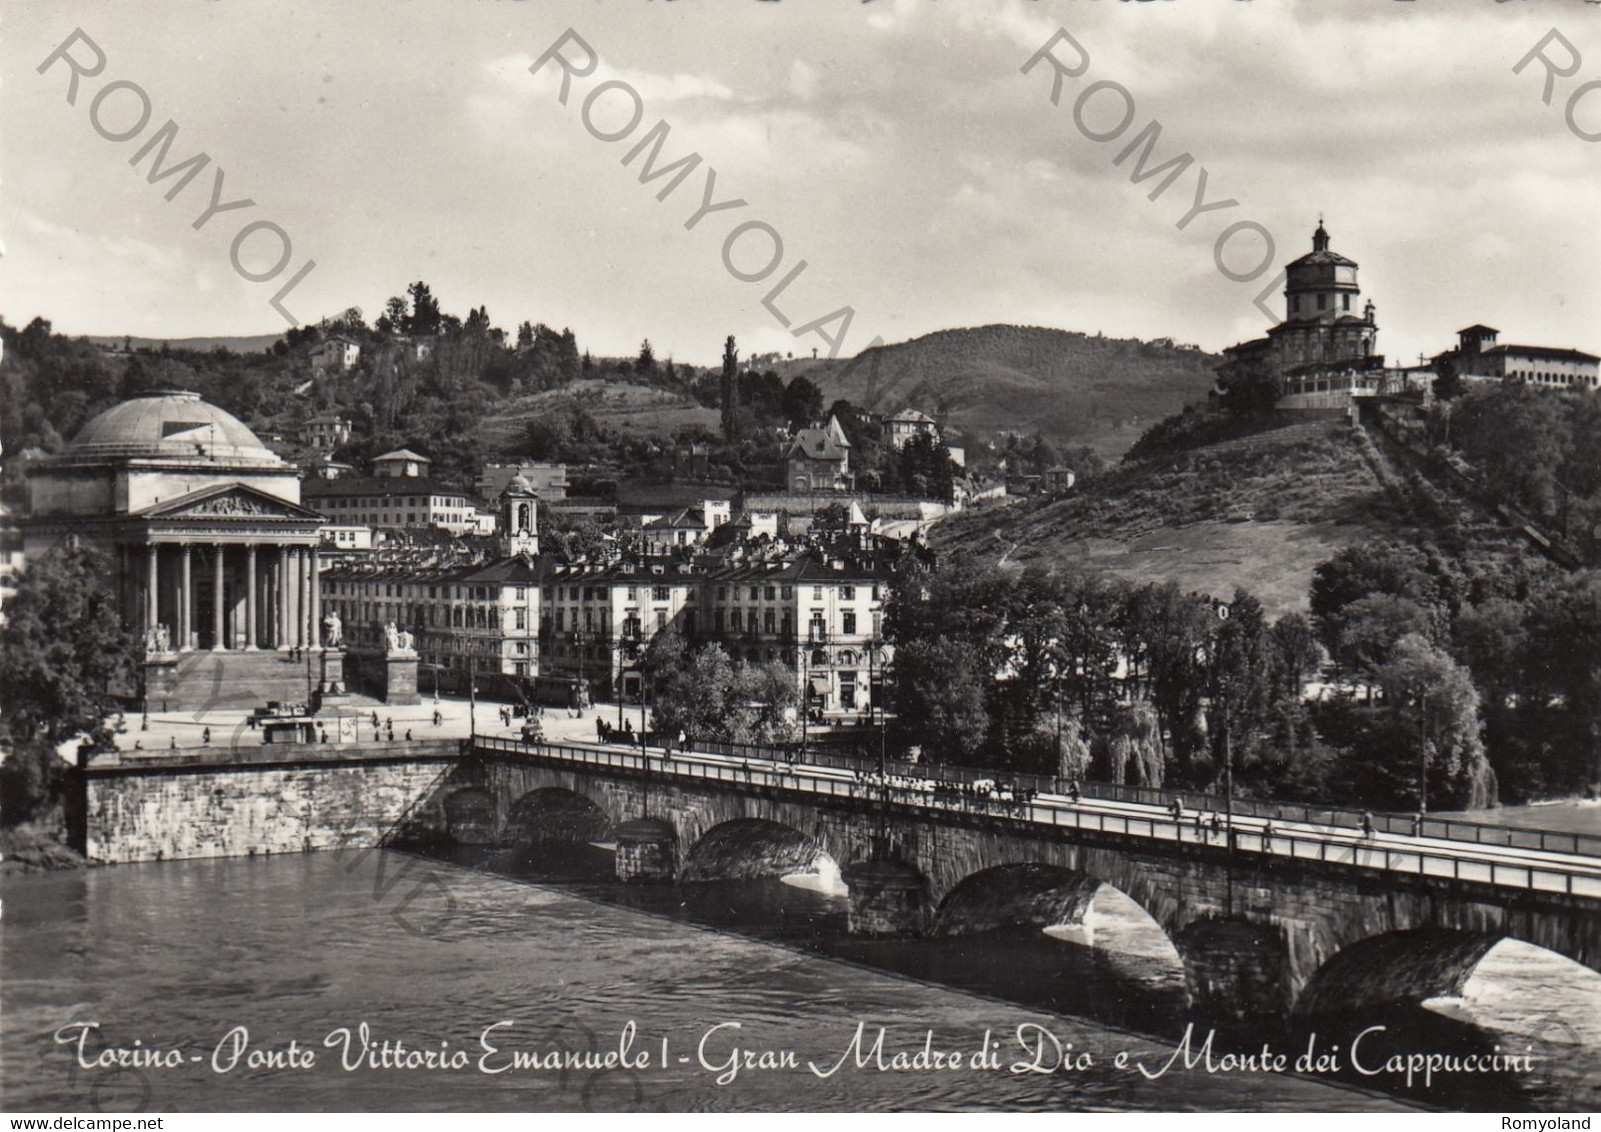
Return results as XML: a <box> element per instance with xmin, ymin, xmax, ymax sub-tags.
<box><xmin>288</xmin><ymin>547</ymin><xmax>304</xmax><ymax>648</ymax></box>
<box><xmin>180</xmin><ymin>545</ymin><xmax>193</xmax><ymax>651</ymax></box>
<box><xmin>309</xmin><ymin>546</ymin><xmax>322</xmax><ymax>649</ymax></box>
<box><xmin>212</xmin><ymin>545</ymin><xmax>226</xmax><ymax>650</ymax></box>
<box><xmin>300</xmin><ymin>547</ymin><xmax>314</xmax><ymax>648</ymax></box>
<box><xmin>245</xmin><ymin>545</ymin><xmax>258</xmax><ymax>650</ymax></box>
<box><xmin>275</xmin><ymin>549</ymin><xmax>289</xmax><ymax>650</ymax></box>
<box><xmin>145</xmin><ymin>544</ymin><xmax>159</xmax><ymax>635</ymax></box>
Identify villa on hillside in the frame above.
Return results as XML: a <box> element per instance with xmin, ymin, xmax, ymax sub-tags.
<box><xmin>1434</xmin><ymin>325</ymin><xmax>1599</xmax><ymax>391</ymax></box>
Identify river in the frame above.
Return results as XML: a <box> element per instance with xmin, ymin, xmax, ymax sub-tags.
<box><xmin>2</xmin><ymin>845</ymin><xmax>1597</xmax><ymax>1112</ymax></box>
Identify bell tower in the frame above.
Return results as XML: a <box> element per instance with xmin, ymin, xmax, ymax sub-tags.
<box><xmin>499</xmin><ymin>475</ymin><xmax>539</xmax><ymax>557</ymax></box>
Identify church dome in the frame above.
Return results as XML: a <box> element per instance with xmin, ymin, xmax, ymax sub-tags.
<box><xmin>67</xmin><ymin>391</ymin><xmax>283</xmax><ymax>465</ymax></box>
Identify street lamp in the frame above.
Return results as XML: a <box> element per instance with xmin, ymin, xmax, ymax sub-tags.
<box><xmin>573</xmin><ymin>627</ymin><xmax>588</xmax><ymax>711</ymax></box>
<box><xmin>1215</xmin><ymin>600</ymin><xmax>1234</xmax><ymax>916</ymax></box>
<box><xmin>1417</xmin><ymin>689</ymin><xmax>1429</xmax><ymax>816</ymax></box>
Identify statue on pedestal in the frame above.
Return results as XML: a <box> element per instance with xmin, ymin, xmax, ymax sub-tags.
<box><xmin>385</xmin><ymin>621</ymin><xmax>400</xmax><ymax>653</ymax></box>
<box><xmin>324</xmin><ymin>610</ymin><xmax>343</xmax><ymax>648</ymax></box>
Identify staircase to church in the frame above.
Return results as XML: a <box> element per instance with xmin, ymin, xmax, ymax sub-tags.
<box><xmin>143</xmin><ymin>650</ymin><xmax>377</xmax><ymax>712</ymax></box>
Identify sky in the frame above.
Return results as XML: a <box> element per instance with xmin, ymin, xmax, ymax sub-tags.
<box><xmin>4</xmin><ymin>0</ymin><xmax>1598</xmax><ymax>367</ymax></box>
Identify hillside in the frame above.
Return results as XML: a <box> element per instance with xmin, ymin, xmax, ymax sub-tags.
<box><xmin>782</xmin><ymin>325</ymin><xmax>1219</xmax><ymax>458</ymax></box>
<box><xmin>932</xmin><ymin>415</ymin><xmax>1539</xmax><ymax>617</ymax></box>
<box><xmin>88</xmin><ymin>333</ymin><xmax>281</xmax><ymax>354</ymax></box>
<box><xmin>475</xmin><ymin>380</ymin><xmax>718</xmax><ymax>449</ymax></box>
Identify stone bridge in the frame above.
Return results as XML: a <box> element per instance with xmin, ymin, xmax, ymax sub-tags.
<box><xmin>389</xmin><ymin>740</ymin><xmax>1601</xmax><ymax>1026</ymax></box>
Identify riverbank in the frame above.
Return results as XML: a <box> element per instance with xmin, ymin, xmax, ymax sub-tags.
<box><xmin>0</xmin><ymin>815</ymin><xmax>87</xmax><ymax>874</ymax></box>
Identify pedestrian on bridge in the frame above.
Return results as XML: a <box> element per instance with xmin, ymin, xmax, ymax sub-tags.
<box><xmin>1410</xmin><ymin>812</ymin><xmax>1423</xmax><ymax>837</ymax></box>
<box><xmin>1209</xmin><ymin>812</ymin><xmax>1222</xmax><ymax>842</ymax></box>
<box><xmin>1361</xmin><ymin>811</ymin><xmax>1376</xmax><ymax>839</ymax></box>
<box><xmin>1262</xmin><ymin>821</ymin><xmax>1275</xmax><ymax>853</ymax></box>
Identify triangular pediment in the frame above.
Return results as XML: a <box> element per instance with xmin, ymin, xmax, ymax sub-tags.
<box><xmin>138</xmin><ymin>483</ymin><xmax>324</xmax><ymax>522</ymax></box>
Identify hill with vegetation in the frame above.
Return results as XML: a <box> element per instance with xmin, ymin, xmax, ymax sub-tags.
<box><xmin>933</xmin><ymin>411</ymin><xmax>1539</xmax><ymax>618</ymax></box>
<box><xmin>790</xmin><ymin>324</ymin><xmax>1218</xmax><ymax>459</ymax></box>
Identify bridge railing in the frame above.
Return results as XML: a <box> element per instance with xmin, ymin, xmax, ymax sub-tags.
<box><xmin>469</xmin><ymin>735</ymin><xmax>1601</xmax><ymax>900</ymax></box>
<box><xmin>677</xmin><ymin>739</ymin><xmax>1601</xmax><ymax>860</ymax></box>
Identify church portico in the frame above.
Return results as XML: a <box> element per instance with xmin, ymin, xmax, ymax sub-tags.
<box><xmin>23</xmin><ymin>390</ymin><xmax>329</xmax><ymax>711</ymax></box>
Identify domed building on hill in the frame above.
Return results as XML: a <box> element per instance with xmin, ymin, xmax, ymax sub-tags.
<box><xmin>24</xmin><ymin>391</ymin><xmax>327</xmax><ymax>704</ymax></box>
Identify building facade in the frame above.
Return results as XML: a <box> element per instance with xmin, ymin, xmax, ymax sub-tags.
<box><xmin>1449</xmin><ymin>325</ymin><xmax>1600</xmax><ymax>390</ymax></box>
<box><xmin>20</xmin><ymin>391</ymin><xmax>330</xmax><ymax>708</ymax></box>
<box><xmin>1218</xmin><ymin>222</ymin><xmax>1384</xmax><ymax>410</ymax></box>
<box><xmin>786</xmin><ymin>417</ymin><xmax>854</xmax><ymax>493</ymax></box>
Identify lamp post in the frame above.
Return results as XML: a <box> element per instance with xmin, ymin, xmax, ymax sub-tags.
<box><xmin>573</xmin><ymin>627</ymin><xmax>588</xmax><ymax>712</ymax></box>
<box><xmin>1215</xmin><ymin>600</ymin><xmax>1234</xmax><ymax>916</ymax></box>
<box><xmin>1418</xmin><ymin>689</ymin><xmax>1429</xmax><ymax>816</ymax></box>
<box><xmin>468</xmin><ymin>653</ymin><xmax>477</xmax><ymax>737</ymax></box>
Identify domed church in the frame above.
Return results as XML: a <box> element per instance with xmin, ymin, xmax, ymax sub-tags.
<box><xmin>23</xmin><ymin>390</ymin><xmax>328</xmax><ymax>707</ymax></box>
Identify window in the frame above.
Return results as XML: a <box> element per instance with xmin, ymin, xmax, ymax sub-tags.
<box><xmin>656</xmin><ymin>610</ymin><xmax>667</xmax><ymax>631</ymax></box>
<box><xmin>627</xmin><ymin>586</ymin><xmax>637</xmax><ymax>600</ymax></box>
<box><xmin>843</xmin><ymin>612</ymin><xmax>857</xmax><ymax>635</ymax></box>
<box><xmin>1317</xmin><ymin>294</ymin><xmax>1327</xmax><ymax>310</ymax></box>
<box><xmin>764</xmin><ymin>610</ymin><xmax>775</xmax><ymax>634</ymax></box>
<box><xmin>813</xmin><ymin>587</ymin><xmax>823</xmax><ymax>600</ymax></box>
<box><xmin>841</xmin><ymin>585</ymin><xmax>855</xmax><ymax>601</ymax></box>
<box><xmin>782</xmin><ymin>586</ymin><xmax>793</xmax><ymax>600</ymax></box>
<box><xmin>764</xmin><ymin>586</ymin><xmax>776</xmax><ymax>600</ymax></box>
<box><xmin>717</xmin><ymin>586</ymin><xmax>728</xmax><ymax>601</ymax></box>
<box><xmin>749</xmin><ymin>586</ymin><xmax>759</xmax><ymax>600</ymax></box>
<box><xmin>653</xmin><ymin>586</ymin><xmax>669</xmax><ymax>601</ymax></box>
<box><xmin>1342</xmin><ymin>294</ymin><xmax>1351</xmax><ymax>311</ymax></box>
<box><xmin>714</xmin><ymin>611</ymin><xmax>725</xmax><ymax>632</ymax></box>
<box><xmin>515</xmin><ymin>609</ymin><xmax>527</xmax><ymax>630</ymax></box>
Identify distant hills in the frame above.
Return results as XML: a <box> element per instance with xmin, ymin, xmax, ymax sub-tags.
<box><xmin>87</xmin><ymin>334</ymin><xmax>281</xmax><ymax>354</ymax></box>
<box><xmin>779</xmin><ymin>324</ymin><xmax>1219</xmax><ymax>458</ymax></box>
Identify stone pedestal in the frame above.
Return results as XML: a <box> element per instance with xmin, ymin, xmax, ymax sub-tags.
<box><xmin>843</xmin><ymin>856</ymin><xmax>927</xmax><ymax>936</ymax></box>
<box><xmin>383</xmin><ymin>653</ymin><xmax>422</xmax><ymax>705</ymax></box>
<box><xmin>314</xmin><ymin>648</ymin><xmax>353</xmax><ymax>713</ymax></box>
<box><xmin>614</xmin><ymin>818</ymin><xmax>677</xmax><ymax>883</ymax></box>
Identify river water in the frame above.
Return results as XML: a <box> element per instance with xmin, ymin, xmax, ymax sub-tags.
<box><xmin>3</xmin><ymin>844</ymin><xmax>1598</xmax><ymax>1113</ymax></box>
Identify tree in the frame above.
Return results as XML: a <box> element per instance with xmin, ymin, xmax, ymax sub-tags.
<box><xmin>1376</xmin><ymin>634</ymin><xmax>1496</xmax><ymax>810</ymax></box>
<box><xmin>781</xmin><ymin>376</ymin><xmax>823</xmax><ymax>428</ymax></box>
<box><xmin>637</xmin><ymin>338</ymin><xmax>657</xmax><ymax>375</ymax></box>
<box><xmin>406</xmin><ymin>281</ymin><xmax>442</xmax><ymax>337</ymax></box>
<box><xmin>1218</xmin><ymin>355</ymin><xmax>1282</xmax><ymax>416</ymax></box>
<box><xmin>893</xmin><ymin>637</ymin><xmax>989</xmax><ymax>766</ymax></box>
<box><xmin>1333</xmin><ymin>593</ymin><xmax>1435</xmax><ymax>684</ymax></box>
<box><xmin>720</xmin><ymin>335</ymin><xmax>741</xmax><ymax>442</ymax></box>
<box><xmin>1432</xmin><ymin>355</ymin><xmax>1463</xmax><ymax>402</ymax></box>
<box><xmin>0</xmin><ymin>543</ymin><xmax>139</xmax><ymax>824</ymax></box>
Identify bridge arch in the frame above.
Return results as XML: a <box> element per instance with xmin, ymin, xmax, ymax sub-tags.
<box><xmin>681</xmin><ymin>818</ymin><xmax>836</xmax><ymax>882</ymax></box>
<box><xmin>1294</xmin><ymin>925</ymin><xmax>1601</xmax><ymax>1022</ymax></box>
<box><xmin>507</xmin><ymin>786</ymin><xmax>614</xmax><ymax>846</ymax></box>
<box><xmin>931</xmin><ymin>863</ymin><xmax>1102</xmax><ymax>936</ymax></box>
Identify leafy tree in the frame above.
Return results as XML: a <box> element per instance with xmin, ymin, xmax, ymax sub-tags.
<box><xmin>0</xmin><ymin>543</ymin><xmax>138</xmax><ymax>823</ymax></box>
<box><xmin>1376</xmin><ymin>633</ymin><xmax>1496</xmax><ymax>810</ymax></box>
<box><xmin>893</xmin><ymin>637</ymin><xmax>989</xmax><ymax>767</ymax></box>
<box><xmin>1432</xmin><ymin>355</ymin><xmax>1463</xmax><ymax>402</ymax></box>
<box><xmin>781</xmin><ymin>376</ymin><xmax>823</xmax><ymax>428</ymax></box>
<box><xmin>636</xmin><ymin>339</ymin><xmax>657</xmax><ymax>375</ymax></box>
<box><xmin>1218</xmin><ymin>355</ymin><xmax>1282</xmax><ymax>416</ymax></box>
<box><xmin>405</xmin><ymin>281</ymin><xmax>442</xmax><ymax>337</ymax></box>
